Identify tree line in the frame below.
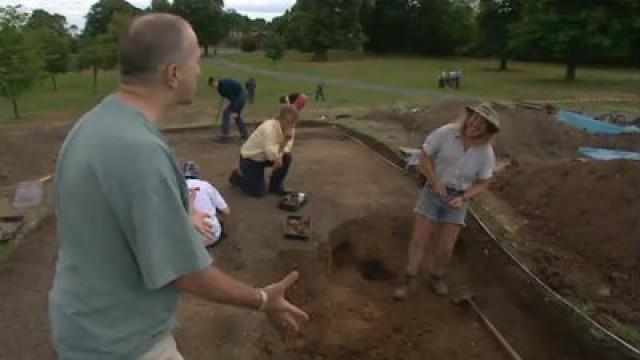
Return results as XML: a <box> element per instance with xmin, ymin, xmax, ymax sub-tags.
<box><xmin>2</xmin><ymin>0</ymin><xmax>639</xmax><ymax>118</ymax></box>
<box><xmin>273</xmin><ymin>0</ymin><xmax>640</xmax><ymax>79</ymax></box>
<box><xmin>0</xmin><ymin>0</ymin><xmax>267</xmax><ymax>119</ymax></box>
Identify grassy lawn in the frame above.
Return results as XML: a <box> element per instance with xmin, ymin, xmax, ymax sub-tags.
<box><xmin>0</xmin><ymin>243</ymin><xmax>7</xmax><ymax>260</ymax></box>
<box><xmin>0</xmin><ymin>57</ymin><xmax>427</xmax><ymax>123</ymax></box>
<box><xmin>225</xmin><ymin>51</ymin><xmax>640</xmax><ymax>112</ymax></box>
<box><xmin>2</xmin><ymin>50</ymin><xmax>637</xmax><ymax>122</ymax></box>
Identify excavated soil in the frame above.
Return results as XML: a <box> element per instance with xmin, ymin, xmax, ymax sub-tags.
<box><xmin>366</xmin><ymin>100</ymin><xmax>640</xmax><ymax>165</ymax></box>
<box><xmin>494</xmin><ymin>160</ymin><xmax>640</xmax><ymax>331</ymax></box>
<box><xmin>0</xmin><ymin>126</ymin><xmax>600</xmax><ymax>359</ymax></box>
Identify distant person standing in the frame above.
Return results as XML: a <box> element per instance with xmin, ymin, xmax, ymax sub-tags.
<box><xmin>209</xmin><ymin>77</ymin><xmax>249</xmax><ymax>142</ymax></box>
<box><xmin>245</xmin><ymin>78</ymin><xmax>256</xmax><ymax>104</ymax></box>
<box><xmin>453</xmin><ymin>70</ymin><xmax>461</xmax><ymax>89</ymax></box>
<box><xmin>438</xmin><ymin>71</ymin><xmax>446</xmax><ymax>88</ymax></box>
<box><xmin>314</xmin><ymin>80</ymin><xmax>325</xmax><ymax>102</ymax></box>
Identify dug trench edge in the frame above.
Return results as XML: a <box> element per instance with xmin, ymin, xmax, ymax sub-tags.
<box><xmin>330</xmin><ymin>121</ymin><xmax>640</xmax><ymax>360</ymax></box>
<box><xmin>3</xmin><ymin>121</ymin><xmax>638</xmax><ymax>359</ymax></box>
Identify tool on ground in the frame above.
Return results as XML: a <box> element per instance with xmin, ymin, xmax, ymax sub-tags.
<box><xmin>0</xmin><ymin>215</ymin><xmax>24</xmax><ymax>242</ymax></box>
<box><xmin>283</xmin><ymin>215</ymin><xmax>311</xmax><ymax>241</ymax></box>
<box><xmin>398</xmin><ymin>146</ymin><xmax>421</xmax><ymax>171</ymax></box>
<box><xmin>278</xmin><ymin>192</ymin><xmax>308</xmax><ymax>212</ymax></box>
<box><xmin>12</xmin><ymin>174</ymin><xmax>53</xmax><ymax>209</ymax></box>
<box><xmin>452</xmin><ymin>293</ymin><xmax>523</xmax><ymax>360</ymax></box>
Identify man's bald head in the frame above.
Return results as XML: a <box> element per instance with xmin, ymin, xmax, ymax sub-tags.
<box><xmin>118</xmin><ymin>13</ymin><xmax>196</xmax><ymax>82</ymax></box>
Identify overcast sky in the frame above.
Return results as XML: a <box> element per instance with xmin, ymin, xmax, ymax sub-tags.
<box><xmin>0</xmin><ymin>0</ymin><xmax>295</xmax><ymax>29</ymax></box>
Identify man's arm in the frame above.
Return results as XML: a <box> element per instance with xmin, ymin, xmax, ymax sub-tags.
<box><xmin>172</xmin><ymin>267</ymin><xmax>309</xmax><ymax>331</ymax></box>
<box><xmin>264</xmin><ymin>125</ymin><xmax>288</xmax><ymax>163</ymax></box>
<box><xmin>172</xmin><ymin>266</ymin><xmax>261</xmax><ymax>309</ymax></box>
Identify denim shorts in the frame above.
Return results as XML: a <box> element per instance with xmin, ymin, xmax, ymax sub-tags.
<box><xmin>414</xmin><ymin>186</ymin><xmax>468</xmax><ymax>225</ymax></box>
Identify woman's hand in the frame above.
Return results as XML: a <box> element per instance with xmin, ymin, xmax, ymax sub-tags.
<box><xmin>432</xmin><ymin>180</ymin><xmax>447</xmax><ymax>199</ymax></box>
<box><xmin>448</xmin><ymin>196</ymin><xmax>465</xmax><ymax>209</ymax></box>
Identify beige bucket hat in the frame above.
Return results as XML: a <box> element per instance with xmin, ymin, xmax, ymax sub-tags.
<box><xmin>466</xmin><ymin>102</ymin><xmax>500</xmax><ymax>131</ymax></box>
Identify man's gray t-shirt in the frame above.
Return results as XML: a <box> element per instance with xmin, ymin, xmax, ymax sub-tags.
<box><xmin>50</xmin><ymin>95</ymin><xmax>212</xmax><ymax>359</ymax></box>
<box><xmin>422</xmin><ymin>123</ymin><xmax>495</xmax><ymax>191</ymax></box>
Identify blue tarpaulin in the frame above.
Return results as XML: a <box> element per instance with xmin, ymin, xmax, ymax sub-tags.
<box><xmin>556</xmin><ymin>110</ymin><xmax>640</xmax><ymax>135</ymax></box>
<box><xmin>579</xmin><ymin>147</ymin><xmax>640</xmax><ymax>161</ymax></box>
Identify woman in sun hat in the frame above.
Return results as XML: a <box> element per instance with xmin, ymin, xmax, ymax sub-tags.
<box><xmin>394</xmin><ymin>102</ymin><xmax>500</xmax><ymax>300</ymax></box>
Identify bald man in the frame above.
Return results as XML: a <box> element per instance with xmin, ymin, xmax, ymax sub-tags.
<box><xmin>50</xmin><ymin>14</ymin><xmax>307</xmax><ymax>359</ymax></box>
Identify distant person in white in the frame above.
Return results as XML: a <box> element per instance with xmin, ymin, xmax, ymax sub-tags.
<box><xmin>183</xmin><ymin>161</ymin><xmax>230</xmax><ymax>247</ymax></box>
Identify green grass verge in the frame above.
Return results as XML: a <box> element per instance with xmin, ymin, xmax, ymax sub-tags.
<box><xmin>0</xmin><ymin>243</ymin><xmax>8</xmax><ymax>260</ymax></box>
<box><xmin>0</xmin><ymin>56</ymin><xmax>430</xmax><ymax>122</ymax></box>
<box><xmin>225</xmin><ymin>50</ymin><xmax>640</xmax><ymax>112</ymax></box>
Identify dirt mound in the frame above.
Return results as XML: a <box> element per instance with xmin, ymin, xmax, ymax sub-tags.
<box><xmin>276</xmin><ymin>213</ymin><xmax>512</xmax><ymax>360</ymax></box>
<box><xmin>366</xmin><ymin>100</ymin><xmax>640</xmax><ymax>165</ymax></box>
<box><xmin>269</xmin><ymin>212</ymin><xmax>592</xmax><ymax>359</ymax></box>
<box><xmin>493</xmin><ymin>159</ymin><xmax>640</xmax><ymax>326</ymax></box>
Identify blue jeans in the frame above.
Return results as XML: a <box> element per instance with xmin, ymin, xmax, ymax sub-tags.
<box><xmin>414</xmin><ymin>186</ymin><xmax>468</xmax><ymax>225</ymax></box>
<box><xmin>222</xmin><ymin>93</ymin><xmax>248</xmax><ymax>138</ymax></box>
<box><xmin>233</xmin><ymin>153</ymin><xmax>292</xmax><ymax>197</ymax></box>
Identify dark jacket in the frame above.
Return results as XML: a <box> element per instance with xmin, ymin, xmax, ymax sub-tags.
<box><xmin>217</xmin><ymin>78</ymin><xmax>244</xmax><ymax>100</ymax></box>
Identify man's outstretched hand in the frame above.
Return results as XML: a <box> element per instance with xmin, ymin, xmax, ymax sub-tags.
<box><xmin>263</xmin><ymin>271</ymin><xmax>309</xmax><ymax>333</ymax></box>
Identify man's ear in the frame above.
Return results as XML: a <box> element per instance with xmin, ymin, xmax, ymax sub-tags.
<box><xmin>165</xmin><ymin>63</ymin><xmax>179</xmax><ymax>89</ymax></box>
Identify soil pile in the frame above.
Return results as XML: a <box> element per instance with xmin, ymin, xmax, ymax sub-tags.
<box><xmin>494</xmin><ymin>159</ymin><xmax>640</xmax><ymax>326</ymax></box>
<box><xmin>366</xmin><ymin>100</ymin><xmax>640</xmax><ymax>165</ymax></box>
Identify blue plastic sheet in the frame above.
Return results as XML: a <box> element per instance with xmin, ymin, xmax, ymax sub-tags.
<box><xmin>556</xmin><ymin>110</ymin><xmax>640</xmax><ymax>135</ymax></box>
<box><xmin>579</xmin><ymin>147</ymin><xmax>640</xmax><ymax>161</ymax></box>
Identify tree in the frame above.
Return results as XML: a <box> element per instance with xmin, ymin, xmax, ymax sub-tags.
<box><xmin>511</xmin><ymin>0</ymin><xmax>631</xmax><ymax>80</ymax></box>
<box><xmin>173</xmin><ymin>0</ymin><xmax>225</xmax><ymax>56</ymax></box>
<box><xmin>26</xmin><ymin>10</ymin><xmax>72</xmax><ymax>92</ymax></box>
<box><xmin>223</xmin><ymin>10</ymin><xmax>266</xmax><ymax>33</ymax></box>
<box><xmin>361</xmin><ymin>0</ymin><xmax>474</xmax><ymax>56</ymax></box>
<box><xmin>264</xmin><ymin>33</ymin><xmax>286</xmax><ymax>62</ymax></box>
<box><xmin>361</xmin><ymin>0</ymin><xmax>409</xmax><ymax>54</ymax></box>
<box><xmin>150</xmin><ymin>0</ymin><xmax>173</xmax><ymax>12</ymax></box>
<box><xmin>240</xmin><ymin>35</ymin><xmax>260</xmax><ymax>52</ymax></box>
<box><xmin>270</xmin><ymin>10</ymin><xmax>291</xmax><ymax>38</ymax></box>
<box><xmin>407</xmin><ymin>0</ymin><xmax>475</xmax><ymax>55</ymax></box>
<box><xmin>84</xmin><ymin>0</ymin><xmax>140</xmax><ymax>38</ymax></box>
<box><xmin>0</xmin><ymin>6</ymin><xmax>44</xmax><ymax>118</ymax></box>
<box><xmin>26</xmin><ymin>9</ymin><xmax>68</xmax><ymax>36</ymax></box>
<box><xmin>79</xmin><ymin>12</ymin><xmax>131</xmax><ymax>93</ymax></box>
<box><xmin>0</xmin><ymin>4</ymin><xmax>28</xmax><ymax>28</ymax></box>
<box><xmin>613</xmin><ymin>0</ymin><xmax>640</xmax><ymax>65</ymax></box>
<box><xmin>477</xmin><ymin>0</ymin><xmax>522</xmax><ymax>70</ymax></box>
<box><xmin>69</xmin><ymin>24</ymin><xmax>80</xmax><ymax>37</ymax></box>
<box><xmin>286</xmin><ymin>0</ymin><xmax>366</xmax><ymax>61</ymax></box>
<box><xmin>32</xmin><ymin>29</ymin><xmax>71</xmax><ymax>91</ymax></box>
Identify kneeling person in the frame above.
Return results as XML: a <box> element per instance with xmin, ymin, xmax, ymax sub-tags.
<box><xmin>184</xmin><ymin>161</ymin><xmax>230</xmax><ymax>247</ymax></box>
<box><xmin>230</xmin><ymin>105</ymin><xmax>298</xmax><ymax>197</ymax></box>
